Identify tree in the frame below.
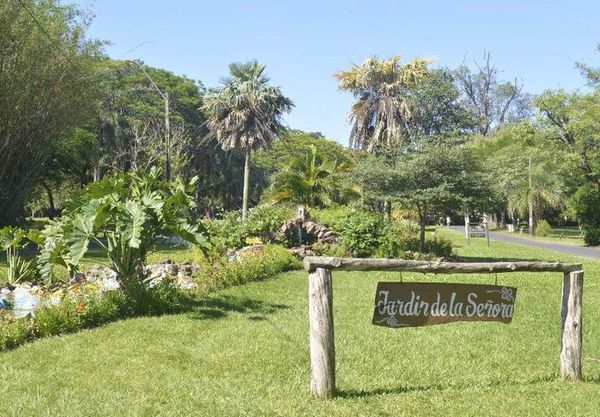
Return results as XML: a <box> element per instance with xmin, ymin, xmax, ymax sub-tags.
<box><xmin>334</xmin><ymin>56</ymin><xmax>433</xmax><ymax>152</ymax></box>
<box><xmin>202</xmin><ymin>61</ymin><xmax>293</xmax><ymax>219</ymax></box>
<box><xmin>478</xmin><ymin>123</ymin><xmax>569</xmax><ymax>234</ymax></box>
<box><xmin>535</xmin><ymin>90</ymin><xmax>600</xmax><ymax>188</ymax></box>
<box><xmin>266</xmin><ymin>145</ymin><xmax>355</xmax><ymax>207</ymax></box>
<box><xmin>455</xmin><ymin>52</ymin><xmax>531</xmax><ymax>135</ymax></box>
<box><xmin>0</xmin><ymin>0</ymin><xmax>101</xmax><ymax>225</ymax></box>
<box><xmin>356</xmin><ymin>145</ymin><xmax>488</xmax><ymax>249</ymax></box>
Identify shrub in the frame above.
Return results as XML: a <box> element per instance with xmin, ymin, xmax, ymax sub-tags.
<box><xmin>535</xmin><ymin>219</ymin><xmax>552</xmax><ymax>237</ymax></box>
<box><xmin>0</xmin><ymin>319</ymin><xmax>33</xmax><ymax>351</ymax></box>
<box><xmin>246</xmin><ymin>205</ymin><xmax>293</xmax><ymax>243</ymax></box>
<box><xmin>570</xmin><ymin>185</ymin><xmax>600</xmax><ymax>246</ymax></box>
<box><xmin>206</xmin><ymin>211</ymin><xmax>248</xmax><ymax>252</ymax></box>
<box><xmin>583</xmin><ymin>228</ymin><xmax>600</xmax><ymax>246</ymax></box>
<box><xmin>34</xmin><ymin>301</ymin><xmax>81</xmax><ymax>338</ymax></box>
<box><xmin>195</xmin><ymin>245</ymin><xmax>300</xmax><ymax>293</ymax></box>
<box><xmin>424</xmin><ymin>235</ymin><xmax>453</xmax><ymax>258</ymax></box>
<box><xmin>312</xmin><ymin>207</ymin><xmax>453</xmax><ymax>258</ymax></box>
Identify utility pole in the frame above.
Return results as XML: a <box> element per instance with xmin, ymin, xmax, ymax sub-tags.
<box><xmin>164</xmin><ymin>92</ymin><xmax>170</xmax><ymax>181</ymax></box>
<box><xmin>129</xmin><ymin>60</ymin><xmax>171</xmax><ymax>181</ymax></box>
<box><xmin>528</xmin><ymin>155</ymin><xmax>534</xmax><ymax>236</ymax></box>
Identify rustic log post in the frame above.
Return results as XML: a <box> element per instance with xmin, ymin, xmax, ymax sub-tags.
<box><xmin>560</xmin><ymin>270</ymin><xmax>583</xmax><ymax>381</ymax></box>
<box><xmin>308</xmin><ymin>267</ymin><xmax>335</xmax><ymax>398</ymax></box>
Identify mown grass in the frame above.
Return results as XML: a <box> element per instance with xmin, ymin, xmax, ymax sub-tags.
<box><xmin>0</xmin><ymin>231</ymin><xmax>599</xmax><ymax>416</ymax></box>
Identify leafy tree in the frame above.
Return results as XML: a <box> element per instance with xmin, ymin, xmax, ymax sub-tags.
<box><xmin>535</xmin><ymin>89</ymin><xmax>600</xmax><ymax>188</ymax></box>
<box><xmin>570</xmin><ymin>184</ymin><xmax>600</xmax><ymax>245</ymax></box>
<box><xmin>202</xmin><ymin>61</ymin><xmax>293</xmax><ymax>219</ymax></box>
<box><xmin>335</xmin><ymin>56</ymin><xmax>433</xmax><ymax>152</ymax></box>
<box><xmin>37</xmin><ymin>168</ymin><xmax>208</xmax><ymax>290</ymax></box>
<box><xmin>356</xmin><ymin>146</ymin><xmax>489</xmax><ymax>249</ymax></box>
<box><xmin>475</xmin><ymin>122</ymin><xmax>570</xmax><ymax>234</ymax></box>
<box><xmin>0</xmin><ymin>0</ymin><xmax>101</xmax><ymax>225</ymax></box>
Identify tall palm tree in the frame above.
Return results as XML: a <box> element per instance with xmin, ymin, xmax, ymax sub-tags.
<box><xmin>334</xmin><ymin>56</ymin><xmax>433</xmax><ymax>152</ymax></box>
<box><xmin>202</xmin><ymin>61</ymin><xmax>293</xmax><ymax>219</ymax></box>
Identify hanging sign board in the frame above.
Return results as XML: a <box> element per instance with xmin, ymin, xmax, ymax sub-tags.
<box><xmin>372</xmin><ymin>282</ymin><xmax>517</xmax><ymax>328</ymax></box>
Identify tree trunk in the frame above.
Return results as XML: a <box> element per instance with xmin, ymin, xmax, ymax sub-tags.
<box><xmin>42</xmin><ymin>182</ymin><xmax>56</xmax><ymax>220</ymax></box>
<box><xmin>417</xmin><ymin>204</ymin><xmax>426</xmax><ymax>252</ymax></box>
<box><xmin>242</xmin><ymin>148</ymin><xmax>251</xmax><ymax>220</ymax></box>
<box><xmin>528</xmin><ymin>198</ymin><xmax>535</xmax><ymax>236</ymax></box>
<box><xmin>385</xmin><ymin>201</ymin><xmax>392</xmax><ymax>220</ymax></box>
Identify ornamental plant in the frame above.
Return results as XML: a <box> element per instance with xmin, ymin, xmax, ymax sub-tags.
<box><xmin>0</xmin><ymin>227</ymin><xmax>37</xmax><ymax>285</ymax></box>
<box><xmin>37</xmin><ymin>168</ymin><xmax>208</xmax><ymax>291</ymax></box>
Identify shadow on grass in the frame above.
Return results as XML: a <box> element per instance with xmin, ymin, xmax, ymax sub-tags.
<box><xmin>191</xmin><ymin>295</ymin><xmax>290</xmax><ymax>321</ymax></box>
<box><xmin>336</xmin><ymin>374</ymin><xmax>584</xmax><ymax>399</ymax></box>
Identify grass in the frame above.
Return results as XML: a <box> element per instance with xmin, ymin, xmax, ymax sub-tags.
<box><xmin>0</xmin><ymin>232</ymin><xmax>599</xmax><ymax>416</ymax></box>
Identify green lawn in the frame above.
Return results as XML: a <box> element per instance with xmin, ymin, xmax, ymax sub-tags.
<box><xmin>1</xmin><ymin>232</ymin><xmax>599</xmax><ymax>416</ymax></box>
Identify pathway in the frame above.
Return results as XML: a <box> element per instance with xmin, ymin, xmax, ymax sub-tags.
<box><xmin>449</xmin><ymin>226</ymin><xmax>600</xmax><ymax>260</ymax></box>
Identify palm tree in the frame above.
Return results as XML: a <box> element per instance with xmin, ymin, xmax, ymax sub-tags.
<box><xmin>266</xmin><ymin>145</ymin><xmax>355</xmax><ymax>207</ymax></box>
<box><xmin>334</xmin><ymin>56</ymin><xmax>433</xmax><ymax>152</ymax></box>
<box><xmin>202</xmin><ymin>61</ymin><xmax>293</xmax><ymax>219</ymax></box>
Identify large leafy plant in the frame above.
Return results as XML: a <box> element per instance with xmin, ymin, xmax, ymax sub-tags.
<box><xmin>37</xmin><ymin>168</ymin><xmax>208</xmax><ymax>288</ymax></box>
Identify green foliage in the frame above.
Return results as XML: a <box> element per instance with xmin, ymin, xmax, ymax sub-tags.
<box><xmin>0</xmin><ymin>227</ymin><xmax>37</xmax><ymax>284</ymax></box>
<box><xmin>534</xmin><ymin>219</ymin><xmax>552</xmax><ymax>237</ymax></box>
<box><xmin>246</xmin><ymin>205</ymin><xmax>293</xmax><ymax>243</ymax></box>
<box><xmin>570</xmin><ymin>185</ymin><xmax>600</xmax><ymax>245</ymax></box>
<box><xmin>206</xmin><ymin>212</ymin><xmax>248</xmax><ymax>252</ymax></box>
<box><xmin>265</xmin><ymin>145</ymin><xmax>356</xmax><ymax>207</ymax></box>
<box><xmin>37</xmin><ymin>168</ymin><xmax>208</xmax><ymax>286</ymax></box>
<box><xmin>334</xmin><ymin>56</ymin><xmax>434</xmax><ymax>151</ymax></box>
<box><xmin>422</xmin><ymin>235</ymin><xmax>454</xmax><ymax>258</ymax></box>
<box><xmin>355</xmin><ymin>145</ymin><xmax>489</xmax><ymax>249</ymax></box>
<box><xmin>0</xmin><ymin>244</ymin><xmax>299</xmax><ymax>351</ymax></box>
<box><xmin>194</xmin><ymin>245</ymin><xmax>300</xmax><ymax>293</ymax></box>
<box><xmin>0</xmin><ymin>0</ymin><xmax>101</xmax><ymax>224</ymax></box>
<box><xmin>312</xmin><ymin>207</ymin><xmax>453</xmax><ymax>258</ymax></box>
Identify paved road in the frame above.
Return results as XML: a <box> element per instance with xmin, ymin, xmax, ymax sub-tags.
<box><xmin>449</xmin><ymin>226</ymin><xmax>600</xmax><ymax>260</ymax></box>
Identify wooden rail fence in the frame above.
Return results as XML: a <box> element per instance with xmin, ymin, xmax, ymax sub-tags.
<box><xmin>304</xmin><ymin>256</ymin><xmax>584</xmax><ymax>399</ymax></box>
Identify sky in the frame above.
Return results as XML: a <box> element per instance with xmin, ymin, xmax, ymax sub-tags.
<box><xmin>71</xmin><ymin>0</ymin><xmax>599</xmax><ymax>144</ymax></box>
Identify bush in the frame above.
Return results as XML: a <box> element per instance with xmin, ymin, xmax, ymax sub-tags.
<box><xmin>206</xmin><ymin>211</ymin><xmax>248</xmax><ymax>252</ymax></box>
<box><xmin>535</xmin><ymin>219</ymin><xmax>552</xmax><ymax>237</ymax></box>
<box><xmin>195</xmin><ymin>245</ymin><xmax>300</xmax><ymax>293</ymax></box>
<box><xmin>424</xmin><ymin>235</ymin><xmax>453</xmax><ymax>258</ymax></box>
<box><xmin>571</xmin><ymin>185</ymin><xmax>600</xmax><ymax>246</ymax></box>
<box><xmin>583</xmin><ymin>228</ymin><xmax>600</xmax><ymax>246</ymax></box>
<box><xmin>312</xmin><ymin>207</ymin><xmax>451</xmax><ymax>258</ymax></box>
<box><xmin>246</xmin><ymin>205</ymin><xmax>293</xmax><ymax>243</ymax></box>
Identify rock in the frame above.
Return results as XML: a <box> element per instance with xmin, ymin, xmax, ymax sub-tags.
<box><xmin>237</xmin><ymin>245</ymin><xmax>264</xmax><ymax>256</ymax></box>
<box><xmin>12</xmin><ymin>286</ymin><xmax>38</xmax><ymax>318</ymax></box>
<box><xmin>69</xmin><ymin>272</ymin><xmax>87</xmax><ymax>285</ymax></box>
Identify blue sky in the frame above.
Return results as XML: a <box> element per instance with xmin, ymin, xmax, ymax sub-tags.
<box><xmin>72</xmin><ymin>0</ymin><xmax>598</xmax><ymax>144</ymax></box>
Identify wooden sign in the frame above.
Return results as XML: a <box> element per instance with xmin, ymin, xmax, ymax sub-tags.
<box><xmin>373</xmin><ymin>282</ymin><xmax>517</xmax><ymax>328</ymax></box>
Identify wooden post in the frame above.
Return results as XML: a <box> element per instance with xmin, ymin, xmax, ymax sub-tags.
<box><xmin>308</xmin><ymin>267</ymin><xmax>335</xmax><ymax>398</ymax></box>
<box><xmin>560</xmin><ymin>270</ymin><xmax>583</xmax><ymax>381</ymax></box>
